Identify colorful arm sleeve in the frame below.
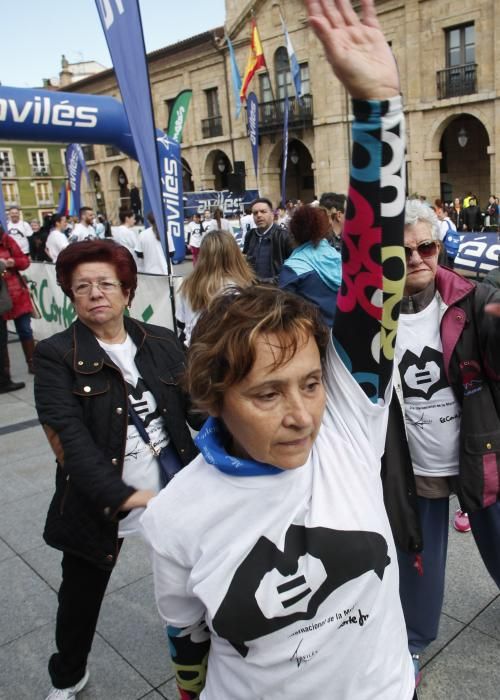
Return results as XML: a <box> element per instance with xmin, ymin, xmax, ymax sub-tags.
<box><xmin>167</xmin><ymin>619</ymin><xmax>211</xmax><ymax>699</ymax></box>
<box><xmin>332</xmin><ymin>97</ymin><xmax>406</xmax><ymax>403</ymax></box>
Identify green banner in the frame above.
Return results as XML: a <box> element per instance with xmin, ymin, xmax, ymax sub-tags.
<box><xmin>167</xmin><ymin>89</ymin><xmax>193</xmax><ymax>143</ymax></box>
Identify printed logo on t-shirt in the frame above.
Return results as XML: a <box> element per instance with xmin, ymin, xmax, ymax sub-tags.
<box><xmin>212</xmin><ymin>524</ymin><xmax>390</xmax><ymax>657</ymax></box>
<box><xmin>398</xmin><ymin>346</ymin><xmax>449</xmax><ymax>399</ymax></box>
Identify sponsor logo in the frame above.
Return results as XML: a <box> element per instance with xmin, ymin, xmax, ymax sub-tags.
<box><xmin>0</xmin><ymin>96</ymin><xmax>98</xmax><ymax>129</ymax></box>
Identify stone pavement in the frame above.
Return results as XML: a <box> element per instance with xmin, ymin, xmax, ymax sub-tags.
<box><xmin>0</xmin><ymin>336</ymin><xmax>499</xmax><ymax>700</ymax></box>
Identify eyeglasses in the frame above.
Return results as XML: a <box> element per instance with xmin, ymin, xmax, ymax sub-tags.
<box><xmin>404</xmin><ymin>240</ymin><xmax>438</xmax><ymax>262</ymax></box>
<box><xmin>72</xmin><ymin>280</ymin><xmax>122</xmax><ymax>296</ymax></box>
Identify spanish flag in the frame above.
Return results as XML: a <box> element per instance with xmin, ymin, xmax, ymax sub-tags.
<box><xmin>240</xmin><ymin>18</ymin><xmax>266</xmax><ymax>102</ymax></box>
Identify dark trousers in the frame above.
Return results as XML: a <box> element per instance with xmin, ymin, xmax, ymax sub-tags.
<box><xmin>398</xmin><ymin>497</ymin><xmax>500</xmax><ymax>655</ymax></box>
<box><xmin>0</xmin><ymin>319</ymin><xmax>8</xmax><ymax>384</ymax></box>
<box><xmin>49</xmin><ymin>549</ymin><xmax>120</xmax><ymax>689</ymax></box>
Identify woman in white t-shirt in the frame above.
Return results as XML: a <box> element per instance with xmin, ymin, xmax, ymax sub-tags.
<box><xmin>176</xmin><ymin>229</ymin><xmax>255</xmax><ymax>346</ymax></box>
<box><xmin>45</xmin><ymin>214</ymin><xmax>69</xmax><ymax>263</ymax></box>
<box><xmin>34</xmin><ymin>239</ymin><xmax>201</xmax><ymax>700</ymax></box>
<box><xmin>135</xmin><ymin>211</ymin><xmax>174</xmax><ymax>274</ymax></box>
<box><xmin>141</xmin><ymin>3</ymin><xmax>416</xmax><ymax>698</ymax></box>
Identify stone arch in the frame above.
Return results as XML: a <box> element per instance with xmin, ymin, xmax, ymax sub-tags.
<box><xmin>427</xmin><ymin>108</ymin><xmax>492</xmax><ymax>155</ymax></box>
<box><xmin>86</xmin><ymin>168</ymin><xmax>107</xmax><ymax>215</ymax></box>
<box><xmin>108</xmin><ymin>165</ymin><xmax>130</xmax><ymax>222</ymax></box>
<box><xmin>428</xmin><ymin>112</ymin><xmax>491</xmax><ymax>205</ymax></box>
<box><xmin>181</xmin><ymin>157</ymin><xmax>195</xmax><ymax>192</ymax></box>
<box><xmin>266</xmin><ymin>138</ymin><xmax>314</xmax><ymax>204</ymax></box>
<box><xmin>203</xmin><ymin>149</ymin><xmax>232</xmax><ymax>191</ymax></box>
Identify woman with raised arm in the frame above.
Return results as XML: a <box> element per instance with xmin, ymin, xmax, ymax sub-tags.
<box><xmin>142</xmin><ymin>1</ymin><xmax>416</xmax><ymax>698</ymax></box>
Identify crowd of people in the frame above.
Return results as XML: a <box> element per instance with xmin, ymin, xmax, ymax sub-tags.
<box><xmin>1</xmin><ymin>1</ymin><xmax>499</xmax><ymax>699</ymax></box>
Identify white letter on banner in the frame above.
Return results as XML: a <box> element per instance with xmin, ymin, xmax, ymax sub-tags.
<box><xmin>98</xmin><ymin>0</ymin><xmax>125</xmax><ymax>30</ymax></box>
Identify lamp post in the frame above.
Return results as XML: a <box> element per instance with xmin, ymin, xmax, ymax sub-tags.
<box><xmin>458</xmin><ymin>127</ymin><xmax>468</xmax><ymax>148</ymax></box>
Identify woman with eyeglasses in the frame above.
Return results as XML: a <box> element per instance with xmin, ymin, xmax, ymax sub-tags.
<box><xmin>33</xmin><ymin>240</ymin><xmax>202</xmax><ymax>700</ymax></box>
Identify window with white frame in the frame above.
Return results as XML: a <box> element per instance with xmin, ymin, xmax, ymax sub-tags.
<box><xmin>29</xmin><ymin>149</ymin><xmax>50</xmax><ymax>176</ymax></box>
<box><xmin>2</xmin><ymin>181</ymin><xmax>19</xmax><ymax>206</ymax></box>
<box><xmin>0</xmin><ymin>149</ymin><xmax>15</xmax><ymax>177</ymax></box>
<box><xmin>300</xmin><ymin>63</ymin><xmax>310</xmax><ymax>95</ymax></box>
<box><xmin>34</xmin><ymin>180</ymin><xmax>53</xmax><ymax>205</ymax></box>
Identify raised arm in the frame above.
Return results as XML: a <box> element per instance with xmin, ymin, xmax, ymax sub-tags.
<box><xmin>306</xmin><ymin>0</ymin><xmax>406</xmax><ymax>403</ymax></box>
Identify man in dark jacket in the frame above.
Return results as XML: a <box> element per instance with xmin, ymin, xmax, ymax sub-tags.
<box><xmin>243</xmin><ymin>197</ymin><xmax>292</xmax><ymax>282</ymax></box>
<box><xmin>386</xmin><ymin>199</ymin><xmax>500</xmax><ymax>686</ymax></box>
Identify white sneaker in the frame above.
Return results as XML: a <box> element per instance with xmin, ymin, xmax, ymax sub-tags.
<box><xmin>45</xmin><ymin>669</ymin><xmax>89</xmax><ymax>699</ymax></box>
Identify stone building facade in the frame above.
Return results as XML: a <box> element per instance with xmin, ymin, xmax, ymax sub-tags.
<box><xmin>58</xmin><ymin>0</ymin><xmax>499</xmax><ymax>220</ymax></box>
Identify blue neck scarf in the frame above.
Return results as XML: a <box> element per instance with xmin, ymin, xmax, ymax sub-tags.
<box><xmin>195</xmin><ymin>416</ymin><xmax>283</xmax><ymax>477</ymax></box>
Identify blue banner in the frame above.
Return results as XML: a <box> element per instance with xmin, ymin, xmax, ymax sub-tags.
<box><xmin>156</xmin><ymin>134</ymin><xmax>184</xmax><ymax>264</ymax></box>
<box><xmin>56</xmin><ymin>182</ymin><xmax>67</xmax><ymax>216</ymax></box>
<box><xmin>281</xmin><ymin>96</ymin><xmax>289</xmax><ymax>207</ymax></box>
<box><xmin>453</xmin><ymin>232</ymin><xmax>500</xmax><ymax>279</ymax></box>
<box><xmin>95</xmin><ymin>0</ymin><xmax>172</xmax><ymax>262</ymax></box>
<box><xmin>0</xmin><ymin>86</ymin><xmax>135</xmax><ymax>157</ymax></box>
<box><xmin>247</xmin><ymin>92</ymin><xmax>259</xmax><ymax>185</ymax></box>
<box><xmin>183</xmin><ymin>189</ymin><xmax>259</xmax><ymax>218</ymax></box>
<box><xmin>65</xmin><ymin>144</ymin><xmax>89</xmax><ymax>217</ymax></box>
<box><xmin>0</xmin><ymin>176</ymin><xmax>6</xmax><ymax>229</ymax></box>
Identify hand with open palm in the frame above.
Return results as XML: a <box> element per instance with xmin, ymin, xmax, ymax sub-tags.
<box><xmin>304</xmin><ymin>0</ymin><xmax>400</xmax><ymax>100</ymax></box>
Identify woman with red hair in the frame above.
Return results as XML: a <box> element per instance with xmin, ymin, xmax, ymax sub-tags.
<box><xmin>34</xmin><ymin>240</ymin><xmax>201</xmax><ymax>700</ymax></box>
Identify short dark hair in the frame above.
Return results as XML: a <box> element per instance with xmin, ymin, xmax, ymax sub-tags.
<box><xmin>290</xmin><ymin>206</ymin><xmax>331</xmax><ymax>247</ymax></box>
<box><xmin>251</xmin><ymin>197</ymin><xmax>273</xmax><ymax>211</ymax></box>
<box><xmin>79</xmin><ymin>206</ymin><xmax>93</xmax><ymax>219</ymax></box>
<box><xmin>319</xmin><ymin>192</ymin><xmax>346</xmax><ymax>212</ymax></box>
<box><xmin>56</xmin><ymin>240</ymin><xmax>137</xmax><ymax>304</ymax></box>
<box><xmin>187</xmin><ymin>285</ymin><xmax>329</xmax><ymax>414</ymax></box>
<box><xmin>119</xmin><ymin>208</ymin><xmax>135</xmax><ymax>224</ymax></box>
<box><xmin>52</xmin><ymin>213</ymin><xmax>66</xmax><ymax>227</ymax></box>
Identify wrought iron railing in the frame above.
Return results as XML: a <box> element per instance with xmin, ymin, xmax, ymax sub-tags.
<box><xmin>257</xmin><ymin>94</ymin><xmax>313</xmax><ymax>134</ymax></box>
<box><xmin>437</xmin><ymin>63</ymin><xmax>477</xmax><ymax>99</ymax></box>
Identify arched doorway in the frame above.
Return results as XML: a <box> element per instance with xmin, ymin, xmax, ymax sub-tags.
<box><xmin>439</xmin><ymin>114</ymin><xmax>490</xmax><ymax>205</ymax></box>
<box><xmin>281</xmin><ymin>139</ymin><xmax>314</xmax><ymax>204</ymax></box>
<box><xmin>109</xmin><ymin>166</ymin><xmax>130</xmax><ymax>220</ymax></box>
<box><xmin>89</xmin><ymin>169</ymin><xmax>106</xmax><ymax>216</ymax></box>
<box><xmin>205</xmin><ymin>149</ymin><xmax>232</xmax><ymax>191</ymax></box>
<box><xmin>182</xmin><ymin>157</ymin><xmax>194</xmax><ymax>192</ymax></box>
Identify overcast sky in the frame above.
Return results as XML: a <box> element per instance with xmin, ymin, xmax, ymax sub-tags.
<box><xmin>2</xmin><ymin>0</ymin><xmax>226</xmax><ymax>88</ymax></box>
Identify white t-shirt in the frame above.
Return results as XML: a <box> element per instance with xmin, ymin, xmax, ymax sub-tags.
<box><xmin>186</xmin><ymin>221</ymin><xmax>203</xmax><ymax>248</ymax></box>
<box><xmin>141</xmin><ymin>341</ymin><xmax>414</xmax><ymax>700</ymax></box>
<box><xmin>7</xmin><ymin>219</ymin><xmax>33</xmax><ymax>254</ymax></box>
<box><xmin>438</xmin><ymin>217</ymin><xmax>456</xmax><ymax>241</ymax></box>
<box><xmin>175</xmin><ymin>294</ymin><xmax>200</xmax><ymax>347</ymax></box>
<box><xmin>396</xmin><ymin>296</ymin><xmax>461</xmax><ymax>477</ymax></box>
<box><xmin>240</xmin><ymin>213</ymin><xmax>255</xmax><ymax>241</ymax></box>
<box><xmin>135</xmin><ymin>226</ymin><xmax>171</xmax><ymax>274</ymax></box>
<box><xmin>98</xmin><ymin>334</ymin><xmax>165</xmax><ymax>536</ymax></box>
<box><xmin>112</xmin><ymin>225</ymin><xmax>138</xmax><ymax>255</ymax></box>
<box><xmin>69</xmin><ymin>222</ymin><xmax>96</xmax><ymax>243</ymax></box>
<box><xmin>45</xmin><ymin>229</ymin><xmax>68</xmax><ymax>262</ymax></box>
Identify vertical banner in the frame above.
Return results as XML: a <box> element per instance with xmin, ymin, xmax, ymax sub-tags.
<box><xmin>247</xmin><ymin>92</ymin><xmax>259</xmax><ymax>190</ymax></box>
<box><xmin>56</xmin><ymin>181</ymin><xmax>67</xmax><ymax>216</ymax></box>
<box><xmin>65</xmin><ymin>144</ymin><xmax>89</xmax><ymax>216</ymax></box>
<box><xmin>280</xmin><ymin>12</ymin><xmax>302</xmax><ymax>102</ymax></box>
<box><xmin>156</xmin><ymin>134</ymin><xmax>185</xmax><ymax>264</ymax></box>
<box><xmin>0</xmin><ymin>177</ymin><xmax>7</xmax><ymax>229</ymax></box>
<box><xmin>95</xmin><ymin>0</ymin><xmax>170</xmax><ymax>266</ymax></box>
<box><xmin>281</xmin><ymin>96</ymin><xmax>289</xmax><ymax>207</ymax></box>
<box><xmin>167</xmin><ymin>89</ymin><xmax>193</xmax><ymax>143</ymax></box>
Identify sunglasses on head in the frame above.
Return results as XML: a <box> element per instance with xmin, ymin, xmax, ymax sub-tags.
<box><xmin>404</xmin><ymin>240</ymin><xmax>438</xmax><ymax>261</ymax></box>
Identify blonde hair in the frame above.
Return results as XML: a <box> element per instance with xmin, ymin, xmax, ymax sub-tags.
<box><xmin>179</xmin><ymin>230</ymin><xmax>255</xmax><ymax>311</ymax></box>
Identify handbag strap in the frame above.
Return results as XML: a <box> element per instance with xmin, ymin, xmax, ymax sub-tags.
<box><xmin>128</xmin><ymin>401</ymin><xmax>161</xmax><ymax>456</ymax></box>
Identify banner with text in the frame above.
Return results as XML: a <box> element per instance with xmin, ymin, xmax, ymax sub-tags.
<box><xmin>184</xmin><ymin>189</ymin><xmax>259</xmax><ymax>218</ymax></box>
<box><xmin>65</xmin><ymin>144</ymin><xmax>89</xmax><ymax>216</ymax></box>
<box><xmin>453</xmin><ymin>232</ymin><xmax>500</xmax><ymax>279</ymax></box>
<box><xmin>96</xmin><ymin>0</ymin><xmax>169</xmax><ymax>263</ymax></box>
<box><xmin>247</xmin><ymin>92</ymin><xmax>259</xmax><ymax>184</ymax></box>
<box><xmin>167</xmin><ymin>90</ymin><xmax>192</xmax><ymax>143</ymax></box>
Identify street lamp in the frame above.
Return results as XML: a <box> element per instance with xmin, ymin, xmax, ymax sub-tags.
<box><xmin>118</xmin><ymin>172</ymin><xmax>127</xmax><ymax>186</ymax></box>
<box><xmin>458</xmin><ymin>127</ymin><xmax>468</xmax><ymax>148</ymax></box>
<box><xmin>290</xmin><ymin>149</ymin><xmax>299</xmax><ymax>165</ymax></box>
<box><xmin>217</xmin><ymin>158</ymin><xmax>226</xmax><ymax>173</ymax></box>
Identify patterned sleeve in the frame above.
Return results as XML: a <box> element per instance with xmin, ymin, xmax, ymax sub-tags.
<box><xmin>167</xmin><ymin>620</ymin><xmax>211</xmax><ymax>699</ymax></box>
<box><xmin>332</xmin><ymin>96</ymin><xmax>406</xmax><ymax>404</ymax></box>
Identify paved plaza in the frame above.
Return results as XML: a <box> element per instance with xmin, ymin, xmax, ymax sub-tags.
<box><xmin>0</xmin><ymin>335</ymin><xmax>499</xmax><ymax>700</ymax></box>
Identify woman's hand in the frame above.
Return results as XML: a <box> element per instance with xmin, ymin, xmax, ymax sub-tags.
<box><xmin>304</xmin><ymin>0</ymin><xmax>400</xmax><ymax>100</ymax></box>
<box><xmin>120</xmin><ymin>489</ymin><xmax>156</xmax><ymax>511</ymax></box>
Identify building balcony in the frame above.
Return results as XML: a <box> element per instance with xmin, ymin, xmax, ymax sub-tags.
<box><xmin>31</xmin><ymin>165</ymin><xmax>51</xmax><ymax>177</ymax></box>
<box><xmin>201</xmin><ymin>115</ymin><xmax>223</xmax><ymax>139</ymax></box>
<box><xmin>436</xmin><ymin>63</ymin><xmax>477</xmax><ymax>100</ymax></box>
<box><xmin>256</xmin><ymin>94</ymin><xmax>313</xmax><ymax>135</ymax></box>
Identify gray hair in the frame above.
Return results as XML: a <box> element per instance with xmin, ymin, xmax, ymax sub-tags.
<box><xmin>404</xmin><ymin>199</ymin><xmax>440</xmax><ymax>240</ymax></box>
